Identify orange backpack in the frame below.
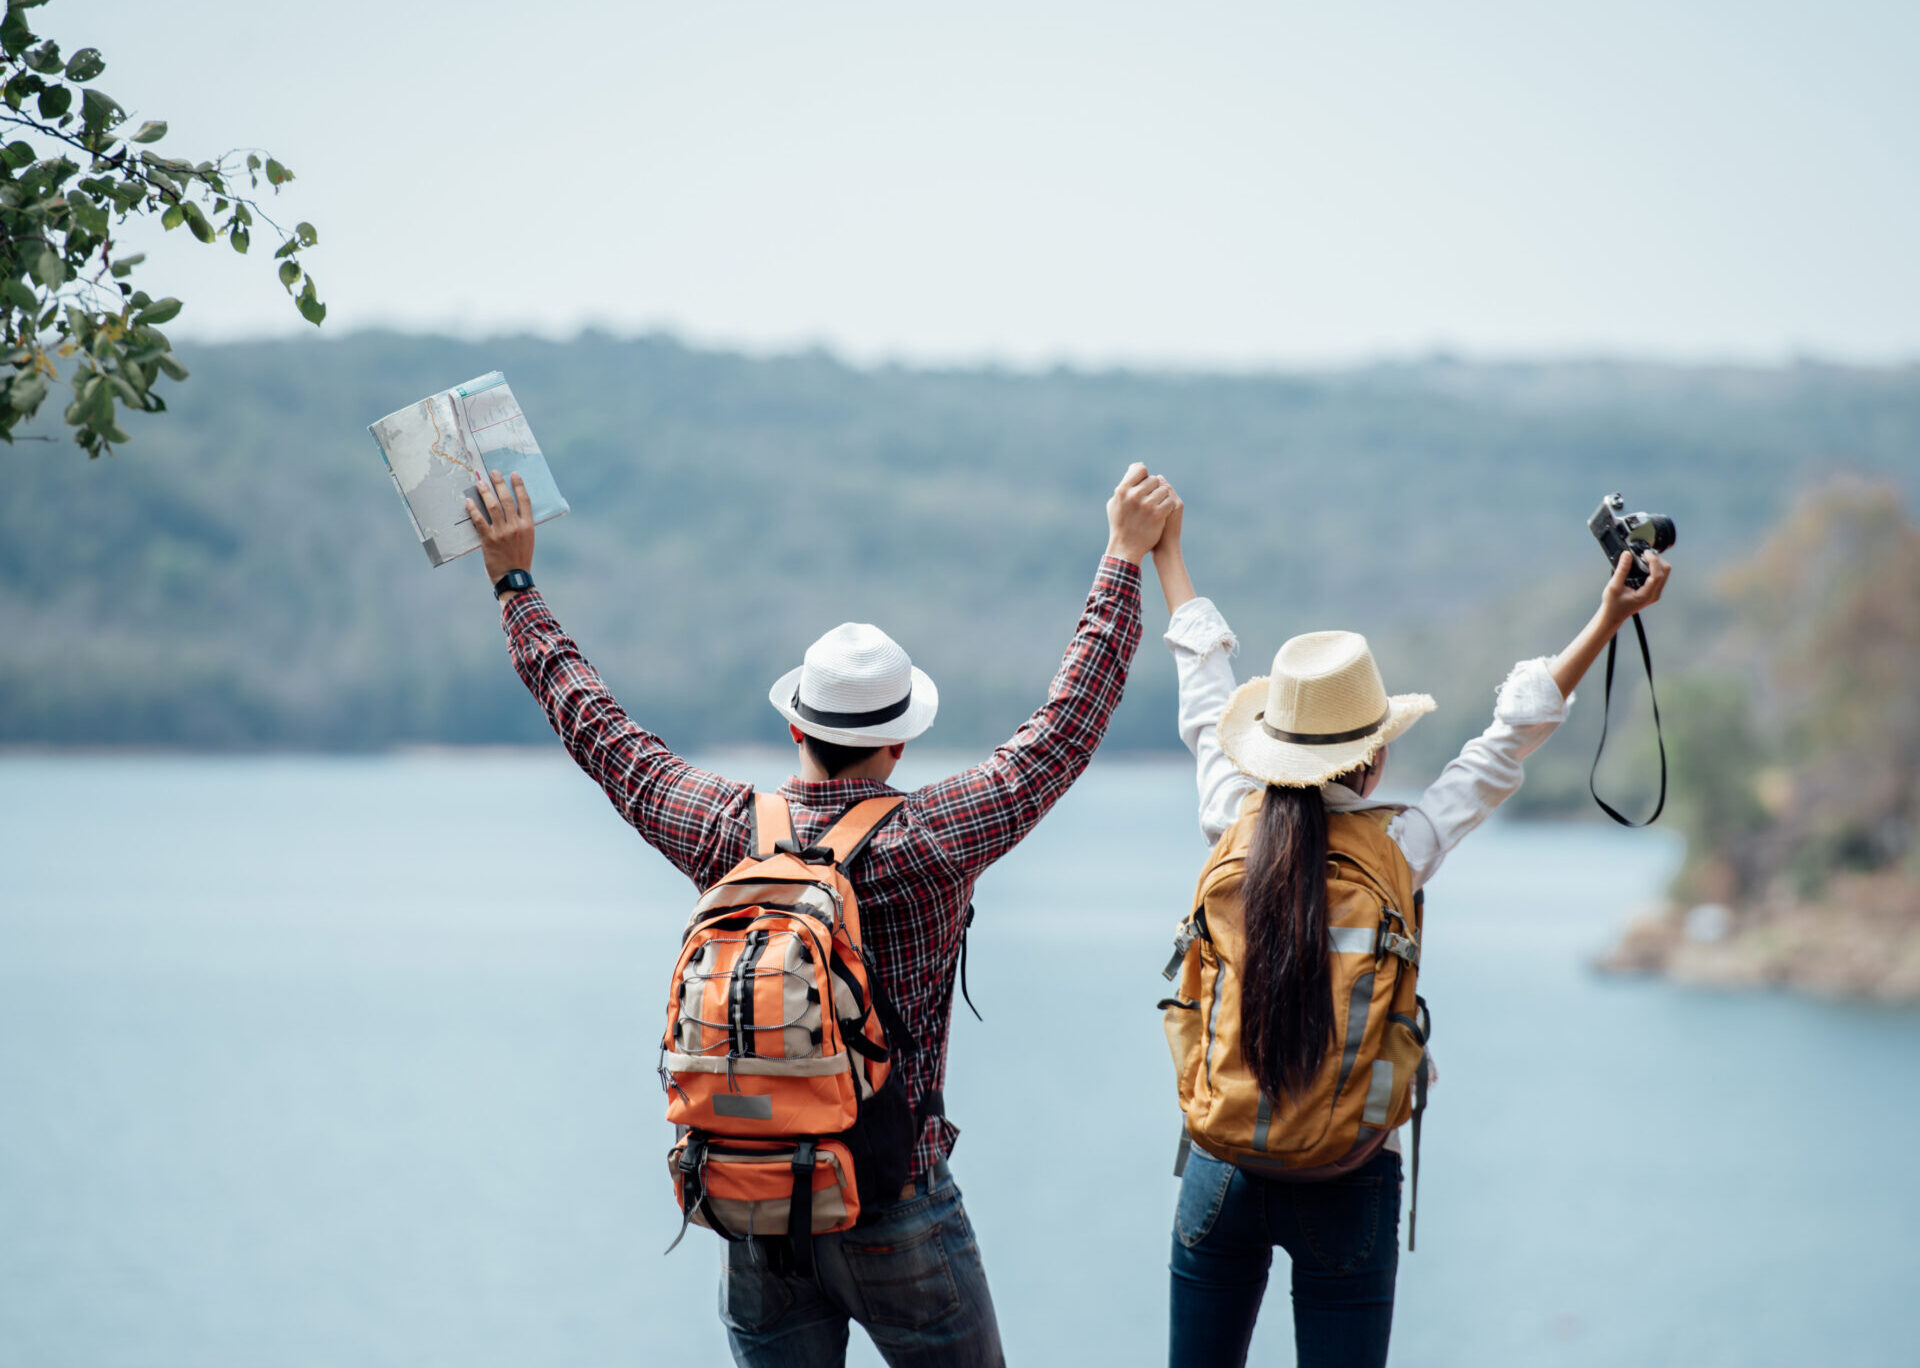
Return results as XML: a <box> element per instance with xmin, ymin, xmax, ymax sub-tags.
<box><xmin>1161</xmin><ymin>794</ymin><xmax>1434</xmax><ymax>1244</ymax></box>
<box><xmin>662</xmin><ymin>792</ymin><xmax>913</xmax><ymax>1272</ymax></box>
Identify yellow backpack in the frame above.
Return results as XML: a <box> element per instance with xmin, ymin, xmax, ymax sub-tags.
<box><xmin>1161</xmin><ymin>792</ymin><xmax>1433</xmax><ymax>1244</ymax></box>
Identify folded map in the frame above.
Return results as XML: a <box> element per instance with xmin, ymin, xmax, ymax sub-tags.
<box><xmin>369</xmin><ymin>371</ymin><xmax>568</xmax><ymax>567</ymax></box>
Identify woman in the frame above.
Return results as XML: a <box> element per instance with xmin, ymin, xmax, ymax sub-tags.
<box><xmin>1149</xmin><ymin>496</ymin><xmax>1670</xmax><ymax>1368</ymax></box>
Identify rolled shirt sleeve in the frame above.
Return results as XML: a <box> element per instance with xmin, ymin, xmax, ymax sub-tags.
<box><xmin>1386</xmin><ymin>657</ymin><xmax>1571</xmax><ymax>889</ymax></box>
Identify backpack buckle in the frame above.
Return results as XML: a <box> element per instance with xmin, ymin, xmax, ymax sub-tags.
<box><xmin>1373</xmin><ymin>908</ymin><xmax>1417</xmax><ymax>965</ymax></box>
<box><xmin>1162</xmin><ymin>924</ymin><xmax>1197</xmax><ymax>981</ymax></box>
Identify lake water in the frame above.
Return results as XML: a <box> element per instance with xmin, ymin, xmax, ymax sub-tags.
<box><xmin>2</xmin><ymin>752</ymin><xmax>1916</xmax><ymax>1367</ymax></box>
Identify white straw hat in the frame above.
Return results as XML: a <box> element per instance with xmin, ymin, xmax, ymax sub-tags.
<box><xmin>1217</xmin><ymin>630</ymin><xmax>1436</xmax><ymax>788</ymax></box>
<box><xmin>769</xmin><ymin>623</ymin><xmax>939</xmax><ymax>747</ymax></box>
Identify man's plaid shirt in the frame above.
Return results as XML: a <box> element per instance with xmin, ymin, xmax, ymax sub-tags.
<box><xmin>502</xmin><ymin>556</ymin><xmax>1144</xmax><ymax>1182</ymax></box>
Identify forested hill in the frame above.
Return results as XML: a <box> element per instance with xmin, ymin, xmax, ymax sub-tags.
<box><xmin>6</xmin><ymin>332</ymin><xmax>1918</xmax><ymax>798</ymax></box>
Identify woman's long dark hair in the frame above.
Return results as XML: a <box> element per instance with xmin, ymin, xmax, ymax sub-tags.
<box><xmin>1239</xmin><ymin>783</ymin><xmax>1332</xmax><ymax>1101</ymax></box>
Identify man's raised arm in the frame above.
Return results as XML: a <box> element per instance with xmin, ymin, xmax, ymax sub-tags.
<box><xmin>470</xmin><ymin>470</ymin><xmax>749</xmax><ymax>889</ymax></box>
<box><xmin>915</xmin><ymin>464</ymin><xmax>1176</xmax><ymax>877</ymax></box>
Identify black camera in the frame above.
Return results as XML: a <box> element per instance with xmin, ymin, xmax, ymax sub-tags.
<box><xmin>1588</xmin><ymin>494</ymin><xmax>1676</xmax><ymax>588</ymax></box>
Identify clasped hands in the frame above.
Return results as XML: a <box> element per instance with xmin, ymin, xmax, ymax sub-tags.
<box><xmin>1105</xmin><ymin>463</ymin><xmax>1185</xmax><ymax>566</ymax></box>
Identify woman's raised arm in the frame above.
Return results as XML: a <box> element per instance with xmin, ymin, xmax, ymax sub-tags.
<box><xmin>1154</xmin><ymin>489</ymin><xmax>1259</xmax><ymax>843</ymax></box>
<box><xmin>1549</xmin><ymin>548</ymin><xmax>1673</xmax><ymax>698</ymax></box>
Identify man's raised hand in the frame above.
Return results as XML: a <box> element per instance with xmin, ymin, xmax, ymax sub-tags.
<box><xmin>466</xmin><ymin>469</ymin><xmax>536</xmax><ymax>591</ymax></box>
<box><xmin>1106</xmin><ymin>462</ymin><xmax>1177</xmax><ymax>565</ymax></box>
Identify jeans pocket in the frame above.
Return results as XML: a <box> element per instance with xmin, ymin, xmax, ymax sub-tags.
<box><xmin>719</xmin><ymin>1239</ymin><xmax>795</xmax><ymax>1334</ymax></box>
<box><xmin>1294</xmin><ymin>1174</ymin><xmax>1385</xmax><ymax>1275</ymax></box>
<box><xmin>841</xmin><ymin>1217</ymin><xmax>963</xmax><ymax>1330</ymax></box>
<box><xmin>1174</xmin><ymin>1149</ymin><xmax>1236</xmax><ymax>1250</ymax></box>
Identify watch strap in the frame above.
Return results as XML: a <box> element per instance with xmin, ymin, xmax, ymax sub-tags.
<box><xmin>493</xmin><ymin>568</ymin><xmax>534</xmax><ymax>599</ymax></box>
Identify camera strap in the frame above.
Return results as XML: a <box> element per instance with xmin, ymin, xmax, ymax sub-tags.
<box><xmin>1589</xmin><ymin>612</ymin><xmax>1666</xmax><ymax>827</ymax></box>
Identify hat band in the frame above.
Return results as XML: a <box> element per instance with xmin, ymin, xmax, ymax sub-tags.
<box><xmin>792</xmin><ymin>688</ymin><xmax>912</xmax><ymax>730</ymax></box>
<box><xmin>1257</xmin><ymin>706</ymin><xmax>1390</xmax><ymax>747</ymax></box>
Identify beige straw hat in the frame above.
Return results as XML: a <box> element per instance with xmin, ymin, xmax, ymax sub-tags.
<box><xmin>1217</xmin><ymin>630</ymin><xmax>1436</xmax><ymax>788</ymax></box>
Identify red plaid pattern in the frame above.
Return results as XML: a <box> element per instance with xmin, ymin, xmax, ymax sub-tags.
<box><xmin>503</xmin><ymin>556</ymin><xmax>1143</xmax><ymax>1181</ymax></box>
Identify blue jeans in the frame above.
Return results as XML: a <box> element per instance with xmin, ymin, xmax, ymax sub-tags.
<box><xmin>719</xmin><ymin>1159</ymin><xmax>1005</xmax><ymax>1367</ymax></box>
<box><xmin>1168</xmin><ymin>1146</ymin><xmax>1402</xmax><ymax>1368</ymax></box>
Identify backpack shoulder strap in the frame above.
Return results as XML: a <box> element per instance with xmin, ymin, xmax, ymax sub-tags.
<box><xmin>818</xmin><ymin>795</ymin><xmax>907</xmax><ymax>871</ymax></box>
<box><xmin>748</xmin><ymin>791</ymin><xmax>794</xmax><ymax>860</ymax></box>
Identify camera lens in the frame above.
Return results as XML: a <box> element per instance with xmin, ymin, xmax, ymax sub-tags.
<box><xmin>1647</xmin><ymin>515</ymin><xmax>1677</xmax><ymax>552</ymax></box>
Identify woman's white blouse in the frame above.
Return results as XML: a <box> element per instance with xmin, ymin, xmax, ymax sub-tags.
<box><xmin>1165</xmin><ymin>597</ymin><xmax>1572</xmax><ymax>888</ymax></box>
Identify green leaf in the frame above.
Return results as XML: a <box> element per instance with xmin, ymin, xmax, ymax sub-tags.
<box><xmin>233</xmin><ymin>202</ymin><xmax>252</xmax><ymax>226</ymax></box>
<box><xmin>63</xmin><ymin>47</ymin><xmax>105</xmax><ymax>82</ymax></box>
<box><xmin>79</xmin><ymin>87</ymin><xmax>120</xmax><ymax>130</ymax></box>
<box><xmin>182</xmin><ymin>201</ymin><xmax>215</xmax><ymax>244</ymax></box>
<box><xmin>278</xmin><ymin>259</ymin><xmax>301</xmax><ymax>290</ymax></box>
<box><xmin>3</xmin><ymin>278</ymin><xmax>35</xmax><ymax>310</ymax></box>
<box><xmin>296</xmin><ymin>276</ymin><xmax>325</xmax><ymax>326</ymax></box>
<box><xmin>128</xmin><ymin>119</ymin><xmax>166</xmax><ymax>144</ymax></box>
<box><xmin>246</xmin><ymin>153</ymin><xmax>261</xmax><ymax>172</ymax></box>
<box><xmin>155</xmin><ymin>353</ymin><xmax>188</xmax><ymax>382</ymax></box>
<box><xmin>7</xmin><ymin>373</ymin><xmax>46</xmax><ymax>414</ymax></box>
<box><xmin>264</xmin><ymin>158</ymin><xmax>291</xmax><ymax>185</ymax></box>
<box><xmin>294</xmin><ymin>221</ymin><xmax>318</xmax><ymax>247</ymax></box>
<box><xmin>229</xmin><ymin>224</ymin><xmax>249</xmax><ymax>253</ymax></box>
<box><xmin>0</xmin><ymin>9</ymin><xmax>35</xmax><ymax>57</ymax></box>
<box><xmin>35</xmin><ymin>83</ymin><xmax>70</xmax><ymax>119</ymax></box>
<box><xmin>273</xmin><ymin>238</ymin><xmax>298</xmax><ymax>260</ymax></box>
<box><xmin>1</xmin><ymin>140</ymin><xmax>34</xmax><ymax>170</ymax></box>
<box><xmin>24</xmin><ymin>40</ymin><xmax>60</xmax><ymax>74</ymax></box>
<box><xmin>160</xmin><ymin>203</ymin><xmax>184</xmax><ymax>230</ymax></box>
<box><xmin>109</xmin><ymin>252</ymin><xmax>144</xmax><ymax>277</ymax></box>
<box><xmin>136</xmin><ymin>297</ymin><xmax>182</xmax><ymax>326</ymax></box>
<box><xmin>29</xmin><ymin>245</ymin><xmax>64</xmax><ymax>287</ymax></box>
<box><xmin>69</xmin><ymin>194</ymin><xmax>108</xmax><ymax>236</ymax></box>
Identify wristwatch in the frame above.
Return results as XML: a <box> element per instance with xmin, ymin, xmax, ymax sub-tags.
<box><xmin>493</xmin><ymin>568</ymin><xmax>534</xmax><ymax>600</ymax></box>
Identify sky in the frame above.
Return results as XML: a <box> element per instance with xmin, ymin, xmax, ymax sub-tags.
<box><xmin>50</xmin><ymin>0</ymin><xmax>1920</xmax><ymax>367</ymax></box>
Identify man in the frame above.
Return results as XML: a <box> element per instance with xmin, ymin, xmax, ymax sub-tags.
<box><xmin>466</xmin><ymin>463</ymin><xmax>1177</xmax><ymax>1366</ymax></box>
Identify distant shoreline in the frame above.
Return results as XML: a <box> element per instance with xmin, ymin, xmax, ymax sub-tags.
<box><xmin>1597</xmin><ymin>871</ymin><xmax>1920</xmax><ymax>1007</ymax></box>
